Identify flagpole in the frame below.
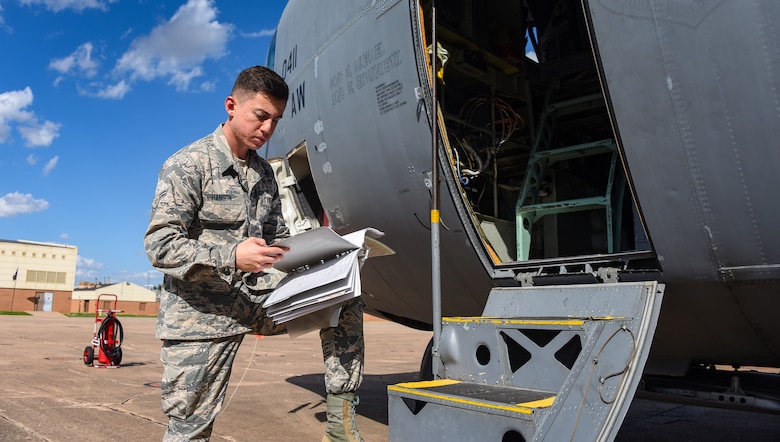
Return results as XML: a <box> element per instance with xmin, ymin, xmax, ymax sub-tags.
<box><xmin>10</xmin><ymin>268</ymin><xmax>18</xmax><ymax>312</ymax></box>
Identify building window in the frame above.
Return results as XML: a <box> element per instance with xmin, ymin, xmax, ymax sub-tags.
<box><xmin>139</xmin><ymin>303</ymin><xmax>147</xmax><ymax>311</ymax></box>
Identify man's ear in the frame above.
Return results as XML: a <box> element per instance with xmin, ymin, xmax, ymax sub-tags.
<box><xmin>224</xmin><ymin>95</ymin><xmax>237</xmax><ymax>117</ymax></box>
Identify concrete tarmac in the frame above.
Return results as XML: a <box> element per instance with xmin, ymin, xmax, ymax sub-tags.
<box><xmin>1</xmin><ymin>314</ymin><xmax>778</xmax><ymax>441</ymax></box>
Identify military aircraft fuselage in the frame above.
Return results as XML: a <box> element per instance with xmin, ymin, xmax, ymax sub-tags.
<box><xmin>264</xmin><ymin>0</ymin><xmax>780</xmax><ymax>374</ymax></box>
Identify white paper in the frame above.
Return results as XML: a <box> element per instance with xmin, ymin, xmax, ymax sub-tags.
<box><xmin>264</xmin><ymin>250</ymin><xmax>359</xmax><ymax>308</ymax></box>
<box><xmin>267</xmin><ymin>252</ymin><xmax>360</xmax><ymax>322</ymax></box>
<box><xmin>271</xmin><ymin>227</ymin><xmax>357</xmax><ymax>273</ymax></box>
<box><xmin>261</xmin><ymin>227</ymin><xmax>390</xmax><ymax>336</ymax></box>
<box><xmin>285</xmin><ymin>305</ymin><xmax>343</xmax><ymax>338</ymax></box>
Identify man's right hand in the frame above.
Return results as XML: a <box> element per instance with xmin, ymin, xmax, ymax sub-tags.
<box><xmin>235</xmin><ymin>237</ymin><xmax>288</xmax><ymax>273</ymax></box>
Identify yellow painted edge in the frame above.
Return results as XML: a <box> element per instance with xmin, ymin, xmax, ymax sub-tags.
<box><xmin>388</xmin><ymin>384</ymin><xmax>556</xmax><ymax>415</ymax></box>
<box><xmin>442</xmin><ymin>317</ymin><xmax>585</xmax><ymax>326</ymax></box>
<box><xmin>393</xmin><ymin>379</ymin><xmax>461</xmax><ymax>389</ymax></box>
<box><xmin>517</xmin><ymin>396</ymin><xmax>556</xmax><ymax>409</ymax></box>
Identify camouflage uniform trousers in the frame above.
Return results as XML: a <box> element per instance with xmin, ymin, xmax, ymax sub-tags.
<box><xmin>159</xmin><ymin>297</ymin><xmax>365</xmax><ymax>441</ymax></box>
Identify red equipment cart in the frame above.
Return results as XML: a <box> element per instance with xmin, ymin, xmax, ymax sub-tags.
<box><xmin>82</xmin><ymin>293</ymin><xmax>124</xmax><ymax>368</ymax></box>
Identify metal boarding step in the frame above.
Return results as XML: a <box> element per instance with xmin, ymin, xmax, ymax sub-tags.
<box><xmin>388</xmin><ymin>281</ymin><xmax>664</xmax><ymax>441</ymax></box>
<box><xmin>388</xmin><ymin>379</ymin><xmax>555</xmax><ymax>440</ymax></box>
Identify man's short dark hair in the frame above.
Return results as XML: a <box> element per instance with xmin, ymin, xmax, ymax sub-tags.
<box><xmin>232</xmin><ymin>66</ymin><xmax>289</xmax><ymax>102</ymax></box>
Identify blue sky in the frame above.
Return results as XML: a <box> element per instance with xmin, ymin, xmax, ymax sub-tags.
<box><xmin>0</xmin><ymin>0</ymin><xmax>288</xmax><ymax>288</ymax></box>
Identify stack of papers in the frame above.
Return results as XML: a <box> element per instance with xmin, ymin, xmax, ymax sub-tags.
<box><xmin>262</xmin><ymin>227</ymin><xmax>392</xmax><ymax>336</ymax></box>
<box><xmin>264</xmin><ymin>248</ymin><xmax>361</xmax><ymax>323</ymax></box>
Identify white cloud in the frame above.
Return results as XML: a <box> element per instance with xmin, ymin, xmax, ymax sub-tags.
<box><xmin>526</xmin><ymin>50</ymin><xmax>538</xmax><ymax>63</ymax></box>
<box><xmin>241</xmin><ymin>28</ymin><xmax>276</xmax><ymax>38</ymax></box>
<box><xmin>0</xmin><ymin>87</ymin><xmax>61</xmax><ymax>147</ymax></box>
<box><xmin>114</xmin><ymin>0</ymin><xmax>232</xmax><ymax>91</ymax></box>
<box><xmin>116</xmin><ymin>269</ymin><xmax>161</xmax><ymax>289</ymax></box>
<box><xmin>120</xmin><ymin>27</ymin><xmax>134</xmax><ymax>40</ymax></box>
<box><xmin>76</xmin><ymin>255</ymin><xmax>105</xmax><ymax>280</ymax></box>
<box><xmin>0</xmin><ymin>88</ymin><xmax>35</xmax><ymax>130</ymax></box>
<box><xmin>199</xmin><ymin>81</ymin><xmax>216</xmax><ymax>92</ymax></box>
<box><xmin>94</xmin><ymin>80</ymin><xmax>130</xmax><ymax>99</ymax></box>
<box><xmin>167</xmin><ymin>67</ymin><xmax>203</xmax><ymax>92</ymax></box>
<box><xmin>26</xmin><ymin>154</ymin><xmax>37</xmax><ymax>165</ymax></box>
<box><xmin>18</xmin><ymin>120</ymin><xmax>61</xmax><ymax>147</ymax></box>
<box><xmin>49</xmin><ymin>42</ymin><xmax>99</xmax><ymax>79</ymax></box>
<box><xmin>19</xmin><ymin>0</ymin><xmax>117</xmax><ymax>13</ymax></box>
<box><xmin>0</xmin><ymin>5</ymin><xmax>7</xmax><ymax>32</ymax></box>
<box><xmin>0</xmin><ymin>192</ymin><xmax>49</xmax><ymax>217</ymax></box>
<box><xmin>42</xmin><ymin>155</ymin><xmax>58</xmax><ymax>175</ymax></box>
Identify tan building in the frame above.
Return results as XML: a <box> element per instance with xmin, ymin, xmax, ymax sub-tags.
<box><xmin>72</xmin><ymin>281</ymin><xmax>159</xmax><ymax>316</ymax></box>
<box><xmin>0</xmin><ymin>239</ymin><xmax>78</xmax><ymax>313</ymax></box>
<box><xmin>1</xmin><ymin>239</ymin><xmax>160</xmax><ymax>316</ymax></box>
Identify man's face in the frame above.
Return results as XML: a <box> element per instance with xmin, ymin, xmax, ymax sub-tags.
<box><xmin>225</xmin><ymin>92</ymin><xmax>286</xmax><ymax>156</ymax></box>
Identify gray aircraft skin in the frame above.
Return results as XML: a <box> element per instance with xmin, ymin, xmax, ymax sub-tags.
<box><xmin>263</xmin><ymin>0</ymin><xmax>779</xmax><ymax>404</ymax></box>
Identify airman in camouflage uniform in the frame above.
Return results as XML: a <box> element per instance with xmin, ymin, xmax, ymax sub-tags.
<box><xmin>144</xmin><ymin>66</ymin><xmax>364</xmax><ymax>442</ymax></box>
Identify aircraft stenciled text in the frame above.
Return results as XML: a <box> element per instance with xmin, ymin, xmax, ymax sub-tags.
<box><xmin>280</xmin><ymin>44</ymin><xmax>305</xmax><ymax>119</ymax></box>
<box><xmin>355</xmin><ymin>50</ymin><xmax>401</xmax><ymax>90</ymax></box>
<box><xmin>376</xmin><ymin>80</ymin><xmax>407</xmax><ymax>115</ymax></box>
<box><xmin>329</xmin><ymin>41</ymin><xmax>403</xmax><ymax>110</ymax></box>
<box><xmin>330</xmin><ymin>70</ymin><xmax>346</xmax><ymax>106</ymax></box>
<box><xmin>353</xmin><ymin>43</ymin><xmax>385</xmax><ymax>72</ymax></box>
<box><xmin>290</xmin><ymin>81</ymin><xmax>305</xmax><ymax>117</ymax></box>
<box><xmin>281</xmin><ymin>45</ymin><xmax>298</xmax><ymax>80</ymax></box>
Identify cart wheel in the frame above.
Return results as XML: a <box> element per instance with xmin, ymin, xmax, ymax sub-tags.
<box><xmin>83</xmin><ymin>346</ymin><xmax>94</xmax><ymax>365</ymax></box>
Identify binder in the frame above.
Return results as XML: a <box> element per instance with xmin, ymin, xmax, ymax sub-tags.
<box><xmin>262</xmin><ymin>227</ymin><xmax>393</xmax><ymax>336</ymax></box>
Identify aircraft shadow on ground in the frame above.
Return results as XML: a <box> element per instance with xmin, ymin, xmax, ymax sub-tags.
<box><xmin>286</xmin><ymin>372</ymin><xmax>419</xmax><ymax>425</ymax></box>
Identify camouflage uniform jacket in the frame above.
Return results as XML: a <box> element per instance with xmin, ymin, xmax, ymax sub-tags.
<box><xmin>144</xmin><ymin>124</ymin><xmax>289</xmax><ymax>340</ymax></box>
